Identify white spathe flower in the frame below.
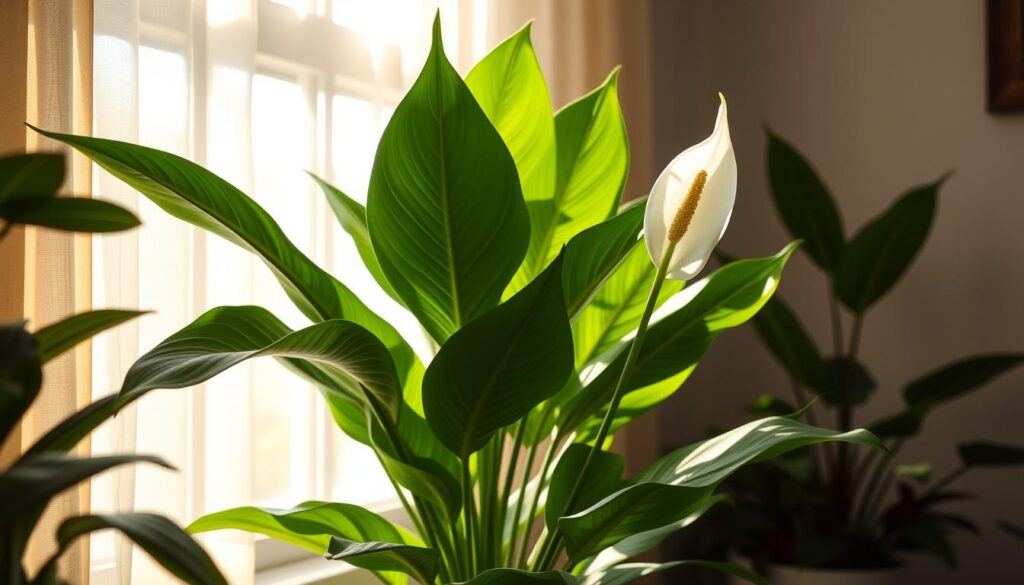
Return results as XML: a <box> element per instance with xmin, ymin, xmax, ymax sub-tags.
<box><xmin>644</xmin><ymin>93</ymin><xmax>736</xmax><ymax>280</ymax></box>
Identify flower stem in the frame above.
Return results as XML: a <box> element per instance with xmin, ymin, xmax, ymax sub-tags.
<box><xmin>535</xmin><ymin>243</ymin><xmax>676</xmax><ymax>570</ymax></box>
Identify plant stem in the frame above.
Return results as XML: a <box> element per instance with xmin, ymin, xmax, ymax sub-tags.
<box><xmin>923</xmin><ymin>464</ymin><xmax>968</xmax><ymax>498</ymax></box>
<box><xmin>461</xmin><ymin>458</ymin><xmax>478</xmax><ymax>575</ymax></box>
<box><xmin>828</xmin><ymin>288</ymin><xmax>844</xmax><ymax>357</ymax></box>
<box><xmin>536</xmin><ymin>245</ymin><xmax>676</xmax><ymax>570</ymax></box>
<box><xmin>519</xmin><ymin>428</ymin><xmax>561</xmax><ymax>568</ymax></box>
<box><xmin>501</xmin><ymin>418</ymin><xmax>528</xmax><ymax>565</ymax></box>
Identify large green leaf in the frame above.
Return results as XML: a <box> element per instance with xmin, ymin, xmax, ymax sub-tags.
<box><xmin>23</xmin><ymin>395</ymin><xmax>117</xmax><ymax>457</ymax></box>
<box><xmin>423</xmin><ymin>253</ymin><xmax>573</xmax><ymax>456</ymax></box>
<box><xmin>33</xmin><ymin>309</ymin><xmax>146</xmax><ymax>364</ymax></box>
<box><xmin>904</xmin><ymin>353</ymin><xmax>1024</xmax><ymax>408</ymax></box>
<box><xmin>561</xmin><ymin>243</ymin><xmax>799</xmax><ymax>436</ymax></box>
<box><xmin>0</xmin><ymin>323</ymin><xmax>42</xmax><ymax>445</ymax></box>
<box><xmin>308</xmin><ymin>173</ymin><xmax>401</xmax><ymax>304</ymax></box>
<box><xmin>0</xmin><ymin>153</ymin><xmax>64</xmax><ymax>200</ymax></box>
<box><xmin>747</xmin><ymin>293</ymin><xmax>823</xmax><ymax>389</ymax></box>
<box><xmin>834</xmin><ymin>176</ymin><xmax>945</xmax><ymax>312</ymax></box>
<box><xmin>958</xmin><ymin>442</ymin><xmax>1024</xmax><ymax>466</ymax></box>
<box><xmin>453</xmin><ymin>569</ymin><xmax>576</xmax><ymax>585</ymax></box>
<box><xmin>765</xmin><ymin>130</ymin><xmax>844</xmax><ymax>271</ymax></box>
<box><xmin>0</xmin><ymin>453</ymin><xmax>170</xmax><ymax>521</ymax></box>
<box><xmin>545</xmin><ymin>444</ymin><xmax>626</xmax><ymax>530</ymax></box>
<box><xmin>517</xmin><ymin>70</ymin><xmax>628</xmax><ymax>287</ymax></box>
<box><xmin>28</xmin><ymin>127</ymin><xmax>412</xmax><ymax>372</ymax></box>
<box><xmin>466</xmin><ymin>21</ymin><xmax>555</xmax><ymax>208</ymax></box>
<box><xmin>561</xmin><ymin>199</ymin><xmax>647</xmax><ymax>319</ymax></box>
<box><xmin>367</xmin><ymin>16</ymin><xmax>529</xmax><ymax>343</ymax></box>
<box><xmin>0</xmin><ymin>197</ymin><xmax>140</xmax><ymax>233</ymax></box>
<box><xmin>572</xmin><ymin>238</ymin><xmax>683</xmax><ymax>370</ymax></box>
<box><xmin>558</xmin><ymin>416</ymin><xmax>882</xmax><ymax>560</ymax></box>
<box><xmin>581</xmin><ymin>560</ymin><xmax>765</xmax><ymax>585</ymax></box>
<box><xmin>189</xmin><ymin>501</ymin><xmax>417</xmax><ymax>554</ymax></box>
<box><xmin>35</xmin><ymin>513</ymin><xmax>226</xmax><ymax>585</ymax></box>
<box><xmin>118</xmin><ymin>306</ymin><xmax>402</xmax><ymax>421</ymax></box>
<box><xmin>326</xmin><ymin>537</ymin><xmax>439</xmax><ymax>585</ymax></box>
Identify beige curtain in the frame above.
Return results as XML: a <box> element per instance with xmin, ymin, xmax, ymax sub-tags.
<box><xmin>0</xmin><ymin>0</ymin><xmax>95</xmax><ymax>583</ymax></box>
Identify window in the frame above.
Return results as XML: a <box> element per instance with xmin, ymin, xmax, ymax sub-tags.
<box><xmin>89</xmin><ymin>0</ymin><xmax>487</xmax><ymax>582</ymax></box>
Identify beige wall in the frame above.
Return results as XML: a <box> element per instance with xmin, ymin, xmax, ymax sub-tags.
<box><xmin>651</xmin><ymin>0</ymin><xmax>1024</xmax><ymax>581</ymax></box>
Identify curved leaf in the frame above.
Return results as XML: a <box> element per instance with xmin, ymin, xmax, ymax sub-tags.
<box><xmin>309</xmin><ymin>172</ymin><xmax>401</xmax><ymax>304</ymax></box>
<box><xmin>28</xmin><ymin>126</ymin><xmax>413</xmax><ymax>375</ymax></box>
<box><xmin>0</xmin><ymin>153</ymin><xmax>64</xmax><ymax>200</ymax></box>
<box><xmin>118</xmin><ymin>306</ymin><xmax>401</xmax><ymax>421</ymax></box>
<box><xmin>1</xmin><ymin>197</ymin><xmax>140</xmax><ymax>233</ymax></box>
<box><xmin>545</xmin><ymin>444</ymin><xmax>625</xmax><ymax>530</ymax></box>
<box><xmin>748</xmin><ymin>296</ymin><xmax>824</xmax><ymax>389</ymax></box>
<box><xmin>904</xmin><ymin>353</ymin><xmax>1024</xmax><ymax>408</ymax></box>
<box><xmin>326</xmin><ymin>537</ymin><xmax>438</xmax><ymax>585</ymax></box>
<box><xmin>23</xmin><ymin>394</ymin><xmax>118</xmax><ymax>457</ymax></box>
<box><xmin>453</xmin><ymin>569</ymin><xmax>576</xmax><ymax>585</ymax></box>
<box><xmin>0</xmin><ymin>323</ymin><xmax>41</xmax><ymax>445</ymax></box>
<box><xmin>581</xmin><ymin>560</ymin><xmax>765</xmax><ymax>585</ymax></box>
<box><xmin>38</xmin><ymin>513</ymin><xmax>226</xmax><ymax>585</ymax></box>
<box><xmin>835</xmin><ymin>176</ymin><xmax>945</xmax><ymax>312</ymax></box>
<box><xmin>559</xmin><ymin>417</ymin><xmax>882</xmax><ymax>560</ymax></box>
<box><xmin>367</xmin><ymin>16</ymin><xmax>529</xmax><ymax>343</ymax></box>
<box><xmin>958</xmin><ymin>441</ymin><xmax>1024</xmax><ymax>467</ymax></box>
<box><xmin>423</xmin><ymin>253</ymin><xmax>573</xmax><ymax>456</ymax></box>
<box><xmin>33</xmin><ymin>309</ymin><xmax>146</xmax><ymax>364</ymax></box>
<box><xmin>765</xmin><ymin>129</ymin><xmax>844</xmax><ymax>271</ymax></box>
<box><xmin>517</xmin><ymin>70</ymin><xmax>628</xmax><ymax>287</ymax></box>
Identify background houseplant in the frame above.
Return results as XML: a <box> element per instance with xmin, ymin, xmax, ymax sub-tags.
<box><xmin>710</xmin><ymin>130</ymin><xmax>1024</xmax><ymax>581</ymax></box>
<box><xmin>0</xmin><ymin>153</ymin><xmax>226</xmax><ymax>585</ymax></box>
<box><xmin>32</xmin><ymin>18</ymin><xmax>882</xmax><ymax>585</ymax></box>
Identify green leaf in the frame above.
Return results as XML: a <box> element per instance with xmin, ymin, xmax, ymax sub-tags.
<box><xmin>834</xmin><ymin>176</ymin><xmax>946</xmax><ymax>312</ymax></box>
<box><xmin>423</xmin><ymin>252</ymin><xmax>573</xmax><ymax>456</ymax></box>
<box><xmin>23</xmin><ymin>395</ymin><xmax>117</xmax><ymax>457</ymax></box>
<box><xmin>33</xmin><ymin>309</ymin><xmax>146</xmax><ymax>364</ymax></box>
<box><xmin>572</xmin><ymin>226</ymin><xmax>683</xmax><ymax>370</ymax></box>
<box><xmin>28</xmin><ymin>127</ymin><xmax>412</xmax><ymax>375</ymax></box>
<box><xmin>367</xmin><ymin>16</ymin><xmax>529</xmax><ymax>343</ymax></box>
<box><xmin>0</xmin><ymin>322</ymin><xmax>42</xmax><ymax>445</ymax></box>
<box><xmin>38</xmin><ymin>513</ymin><xmax>226</xmax><ymax>585</ymax></box>
<box><xmin>0</xmin><ymin>153</ymin><xmax>64</xmax><ymax>200</ymax></box>
<box><xmin>545</xmin><ymin>444</ymin><xmax>626</xmax><ymax>530</ymax></box>
<box><xmin>558</xmin><ymin>416</ymin><xmax>882</xmax><ymax>560</ymax></box>
<box><xmin>895</xmin><ymin>462</ymin><xmax>932</xmax><ymax>483</ymax></box>
<box><xmin>581</xmin><ymin>560</ymin><xmax>766</xmax><ymax>585</ymax></box>
<box><xmin>308</xmin><ymin>172</ymin><xmax>401</xmax><ymax>304</ymax></box>
<box><xmin>0</xmin><ymin>197</ymin><xmax>140</xmax><ymax>233</ymax></box>
<box><xmin>819</xmin><ymin>356</ymin><xmax>875</xmax><ymax>405</ymax></box>
<box><xmin>562</xmin><ymin>243</ymin><xmax>799</xmax><ymax>436</ymax></box>
<box><xmin>746</xmin><ymin>394</ymin><xmax>798</xmax><ymax>417</ymax></box>
<box><xmin>189</xmin><ymin>501</ymin><xmax>417</xmax><ymax>556</ymax></box>
<box><xmin>748</xmin><ymin>296</ymin><xmax>824</xmax><ymax>389</ymax></box>
<box><xmin>958</xmin><ymin>441</ymin><xmax>1024</xmax><ymax>466</ymax></box>
<box><xmin>869</xmin><ymin>408</ymin><xmax>925</xmax><ymax>440</ymax></box>
<box><xmin>466</xmin><ymin>21</ymin><xmax>555</xmax><ymax>210</ymax></box>
<box><xmin>561</xmin><ymin>199</ymin><xmax>647</xmax><ymax>319</ymax></box>
<box><xmin>326</xmin><ymin>537</ymin><xmax>438</xmax><ymax>585</ymax></box>
<box><xmin>765</xmin><ymin>129</ymin><xmax>844</xmax><ymax>271</ymax></box>
<box><xmin>0</xmin><ymin>453</ymin><xmax>171</xmax><ymax>521</ymax></box>
<box><xmin>118</xmin><ymin>306</ymin><xmax>402</xmax><ymax>422</ymax></box>
<box><xmin>453</xmin><ymin>569</ymin><xmax>576</xmax><ymax>585</ymax></box>
<box><xmin>904</xmin><ymin>353</ymin><xmax>1024</xmax><ymax>408</ymax></box>
<box><xmin>518</xmin><ymin>70</ymin><xmax>628</xmax><ymax>287</ymax></box>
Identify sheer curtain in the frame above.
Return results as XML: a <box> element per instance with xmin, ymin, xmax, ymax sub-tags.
<box><xmin>84</xmin><ymin>0</ymin><xmax>656</xmax><ymax>583</ymax></box>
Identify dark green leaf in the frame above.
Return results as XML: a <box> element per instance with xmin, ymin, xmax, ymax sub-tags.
<box><xmin>749</xmin><ymin>296</ymin><xmax>824</xmax><ymax>389</ymax></box>
<box><xmin>819</xmin><ymin>356</ymin><xmax>875</xmax><ymax>405</ymax></box>
<box><xmin>23</xmin><ymin>395</ymin><xmax>117</xmax><ymax>457</ymax></box>
<box><xmin>999</xmin><ymin>520</ymin><xmax>1024</xmax><ymax>541</ymax></box>
<box><xmin>326</xmin><ymin>537</ymin><xmax>438</xmax><ymax>585</ymax></box>
<box><xmin>39</xmin><ymin>513</ymin><xmax>226</xmax><ymax>585</ymax></box>
<box><xmin>765</xmin><ymin>130</ymin><xmax>844</xmax><ymax>271</ymax></box>
<box><xmin>546</xmin><ymin>444</ymin><xmax>626</xmax><ymax>530</ymax></box>
<box><xmin>904</xmin><ymin>353</ymin><xmax>1024</xmax><ymax>408</ymax></box>
<box><xmin>581</xmin><ymin>560</ymin><xmax>766</xmax><ymax>585</ymax></box>
<box><xmin>746</xmin><ymin>394</ymin><xmax>798</xmax><ymax>417</ymax></box>
<box><xmin>453</xmin><ymin>569</ymin><xmax>576</xmax><ymax>585</ymax></box>
<box><xmin>895</xmin><ymin>462</ymin><xmax>932</xmax><ymax>484</ymax></box>
<box><xmin>423</xmin><ymin>253</ymin><xmax>573</xmax><ymax>456</ymax></box>
<box><xmin>33</xmin><ymin>309</ymin><xmax>146</xmax><ymax>364</ymax></box>
<box><xmin>559</xmin><ymin>416</ymin><xmax>882</xmax><ymax>560</ymax></box>
<box><xmin>958</xmin><ymin>441</ymin><xmax>1024</xmax><ymax>467</ymax></box>
<box><xmin>834</xmin><ymin>176</ymin><xmax>946</xmax><ymax>312</ymax></box>
<box><xmin>0</xmin><ymin>153</ymin><xmax>64</xmax><ymax>200</ymax></box>
<box><xmin>561</xmin><ymin>199</ymin><xmax>646</xmax><ymax>319</ymax></box>
<box><xmin>27</xmin><ymin>127</ymin><xmax>413</xmax><ymax>377</ymax></box>
<box><xmin>0</xmin><ymin>322</ymin><xmax>41</xmax><ymax>445</ymax></box>
<box><xmin>367</xmin><ymin>16</ymin><xmax>529</xmax><ymax>343</ymax></box>
<box><xmin>308</xmin><ymin>173</ymin><xmax>401</xmax><ymax>304</ymax></box>
<box><xmin>869</xmin><ymin>408</ymin><xmax>924</xmax><ymax>440</ymax></box>
<box><xmin>0</xmin><ymin>453</ymin><xmax>171</xmax><ymax>521</ymax></box>
<box><xmin>1</xmin><ymin>197</ymin><xmax>140</xmax><ymax>233</ymax></box>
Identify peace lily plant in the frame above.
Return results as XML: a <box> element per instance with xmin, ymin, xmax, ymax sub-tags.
<box><xmin>32</xmin><ymin>17</ymin><xmax>882</xmax><ymax>585</ymax></box>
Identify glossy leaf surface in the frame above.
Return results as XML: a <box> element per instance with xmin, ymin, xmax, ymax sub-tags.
<box><xmin>33</xmin><ymin>309</ymin><xmax>146</xmax><ymax>364</ymax></box>
<box><xmin>326</xmin><ymin>537</ymin><xmax>439</xmax><ymax>585</ymax></box>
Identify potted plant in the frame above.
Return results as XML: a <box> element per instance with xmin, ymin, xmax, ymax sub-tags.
<box><xmin>0</xmin><ymin>153</ymin><xmax>226</xmax><ymax>585</ymax></box>
<box><xmin>714</xmin><ymin>130</ymin><xmax>1024</xmax><ymax>584</ymax></box>
<box><xmin>30</xmin><ymin>18</ymin><xmax>885</xmax><ymax>585</ymax></box>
